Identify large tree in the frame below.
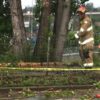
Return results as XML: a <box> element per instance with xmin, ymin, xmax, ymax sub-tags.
<box><xmin>54</xmin><ymin>0</ymin><xmax>71</xmax><ymax>61</ymax></box>
<box><xmin>50</xmin><ymin>0</ymin><xmax>63</xmax><ymax>61</ymax></box>
<box><xmin>8</xmin><ymin>0</ymin><xmax>27</xmax><ymax>59</ymax></box>
<box><xmin>33</xmin><ymin>0</ymin><xmax>50</xmax><ymax>62</ymax></box>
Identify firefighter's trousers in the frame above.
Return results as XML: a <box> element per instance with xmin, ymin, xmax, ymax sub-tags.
<box><xmin>79</xmin><ymin>43</ymin><xmax>94</xmax><ymax>67</ymax></box>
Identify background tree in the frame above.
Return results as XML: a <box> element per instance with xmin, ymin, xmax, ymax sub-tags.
<box><xmin>9</xmin><ymin>0</ymin><xmax>27</xmax><ymax>60</ymax></box>
<box><xmin>50</xmin><ymin>0</ymin><xmax>63</xmax><ymax>61</ymax></box>
<box><xmin>33</xmin><ymin>0</ymin><xmax>50</xmax><ymax>62</ymax></box>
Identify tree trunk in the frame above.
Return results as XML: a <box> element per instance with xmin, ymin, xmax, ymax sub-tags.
<box><xmin>53</xmin><ymin>0</ymin><xmax>63</xmax><ymax>35</ymax></box>
<box><xmin>9</xmin><ymin>0</ymin><xmax>27</xmax><ymax>59</ymax></box>
<box><xmin>54</xmin><ymin>0</ymin><xmax>71</xmax><ymax>61</ymax></box>
<box><xmin>51</xmin><ymin>0</ymin><xmax>63</xmax><ymax>61</ymax></box>
<box><xmin>33</xmin><ymin>0</ymin><xmax>50</xmax><ymax>62</ymax></box>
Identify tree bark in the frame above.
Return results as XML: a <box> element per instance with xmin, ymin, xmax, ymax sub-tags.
<box><xmin>53</xmin><ymin>0</ymin><xmax>63</xmax><ymax>35</ymax></box>
<box><xmin>54</xmin><ymin>0</ymin><xmax>71</xmax><ymax>61</ymax></box>
<box><xmin>33</xmin><ymin>0</ymin><xmax>50</xmax><ymax>62</ymax></box>
<box><xmin>9</xmin><ymin>0</ymin><xmax>26</xmax><ymax>59</ymax></box>
<box><xmin>51</xmin><ymin>0</ymin><xmax>63</xmax><ymax>61</ymax></box>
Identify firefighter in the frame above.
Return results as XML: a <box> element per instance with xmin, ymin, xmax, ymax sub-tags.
<box><xmin>75</xmin><ymin>5</ymin><xmax>94</xmax><ymax>68</ymax></box>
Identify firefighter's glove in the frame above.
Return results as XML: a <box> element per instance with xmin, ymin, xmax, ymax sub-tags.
<box><xmin>75</xmin><ymin>31</ymin><xmax>79</xmax><ymax>39</ymax></box>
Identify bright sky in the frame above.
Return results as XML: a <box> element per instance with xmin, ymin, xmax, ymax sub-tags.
<box><xmin>86</xmin><ymin>0</ymin><xmax>100</xmax><ymax>7</ymax></box>
<box><xmin>21</xmin><ymin>0</ymin><xmax>100</xmax><ymax>9</ymax></box>
<box><xmin>21</xmin><ymin>0</ymin><xmax>36</xmax><ymax>9</ymax></box>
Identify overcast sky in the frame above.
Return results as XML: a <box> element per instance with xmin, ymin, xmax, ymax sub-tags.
<box><xmin>21</xmin><ymin>0</ymin><xmax>35</xmax><ymax>9</ymax></box>
<box><xmin>21</xmin><ymin>0</ymin><xmax>100</xmax><ymax>9</ymax></box>
<box><xmin>86</xmin><ymin>0</ymin><xmax>100</xmax><ymax>7</ymax></box>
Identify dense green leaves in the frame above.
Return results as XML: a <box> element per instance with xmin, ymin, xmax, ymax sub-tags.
<box><xmin>34</xmin><ymin>0</ymin><xmax>43</xmax><ymax>22</ymax></box>
<box><xmin>0</xmin><ymin>0</ymin><xmax>12</xmax><ymax>54</ymax></box>
<box><xmin>0</xmin><ymin>0</ymin><xmax>12</xmax><ymax>33</ymax></box>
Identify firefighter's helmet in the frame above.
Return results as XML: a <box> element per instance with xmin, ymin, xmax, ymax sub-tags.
<box><xmin>77</xmin><ymin>5</ymin><xmax>86</xmax><ymax>13</ymax></box>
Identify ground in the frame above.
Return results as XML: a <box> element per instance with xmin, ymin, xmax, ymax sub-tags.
<box><xmin>0</xmin><ymin>89</ymin><xmax>100</xmax><ymax>100</ymax></box>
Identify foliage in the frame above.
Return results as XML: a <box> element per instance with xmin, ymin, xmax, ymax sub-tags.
<box><xmin>94</xmin><ymin>81</ymin><xmax>100</xmax><ymax>89</ymax></box>
<box><xmin>65</xmin><ymin>31</ymin><xmax>78</xmax><ymax>47</ymax></box>
<box><xmin>34</xmin><ymin>0</ymin><xmax>43</xmax><ymax>22</ymax></box>
<box><xmin>0</xmin><ymin>0</ymin><xmax>12</xmax><ymax>54</ymax></box>
<box><xmin>44</xmin><ymin>90</ymin><xmax>75</xmax><ymax>98</ymax></box>
<box><xmin>0</xmin><ymin>70</ymin><xmax>99</xmax><ymax>86</ymax></box>
<box><xmin>0</xmin><ymin>53</ymin><xmax>19</xmax><ymax>65</ymax></box>
<box><xmin>94</xmin><ymin>34</ymin><xmax>100</xmax><ymax>46</ymax></box>
<box><xmin>90</xmin><ymin>15</ymin><xmax>100</xmax><ymax>37</ymax></box>
<box><xmin>34</xmin><ymin>0</ymin><xmax>56</xmax><ymax>22</ymax></box>
<box><xmin>94</xmin><ymin>53</ymin><xmax>100</xmax><ymax>67</ymax></box>
<box><xmin>71</xmin><ymin>0</ymin><xmax>89</xmax><ymax>15</ymax></box>
<box><xmin>34</xmin><ymin>0</ymin><xmax>89</xmax><ymax>20</ymax></box>
<box><xmin>0</xmin><ymin>0</ymin><xmax>12</xmax><ymax>33</ymax></box>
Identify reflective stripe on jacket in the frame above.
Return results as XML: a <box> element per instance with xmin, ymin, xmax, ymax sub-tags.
<box><xmin>77</xmin><ymin>15</ymin><xmax>94</xmax><ymax>45</ymax></box>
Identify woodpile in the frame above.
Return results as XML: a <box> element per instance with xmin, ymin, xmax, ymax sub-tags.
<box><xmin>0</xmin><ymin>62</ymin><xmax>63</xmax><ymax>67</ymax></box>
<box><xmin>18</xmin><ymin>62</ymin><xmax>63</xmax><ymax>67</ymax></box>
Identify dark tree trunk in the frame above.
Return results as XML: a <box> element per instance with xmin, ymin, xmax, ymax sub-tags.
<box><xmin>53</xmin><ymin>0</ymin><xmax>63</xmax><ymax>35</ymax></box>
<box><xmin>33</xmin><ymin>0</ymin><xmax>50</xmax><ymax>62</ymax></box>
<box><xmin>54</xmin><ymin>0</ymin><xmax>71</xmax><ymax>61</ymax></box>
<box><xmin>51</xmin><ymin>0</ymin><xmax>63</xmax><ymax>61</ymax></box>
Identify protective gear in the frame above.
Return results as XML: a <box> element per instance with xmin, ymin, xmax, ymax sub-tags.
<box><xmin>83</xmin><ymin>48</ymin><xmax>89</xmax><ymax>58</ymax></box>
<box><xmin>75</xmin><ymin>14</ymin><xmax>94</xmax><ymax>68</ymax></box>
<box><xmin>77</xmin><ymin>5</ymin><xmax>86</xmax><ymax>13</ymax></box>
<box><xmin>75</xmin><ymin>32</ymin><xmax>79</xmax><ymax>39</ymax></box>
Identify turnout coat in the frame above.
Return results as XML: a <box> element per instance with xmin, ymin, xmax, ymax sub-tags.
<box><xmin>75</xmin><ymin>15</ymin><xmax>94</xmax><ymax>67</ymax></box>
<box><xmin>75</xmin><ymin>15</ymin><xmax>94</xmax><ymax>50</ymax></box>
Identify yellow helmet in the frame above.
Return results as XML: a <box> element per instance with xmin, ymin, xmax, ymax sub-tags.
<box><xmin>77</xmin><ymin>5</ymin><xmax>86</xmax><ymax>13</ymax></box>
